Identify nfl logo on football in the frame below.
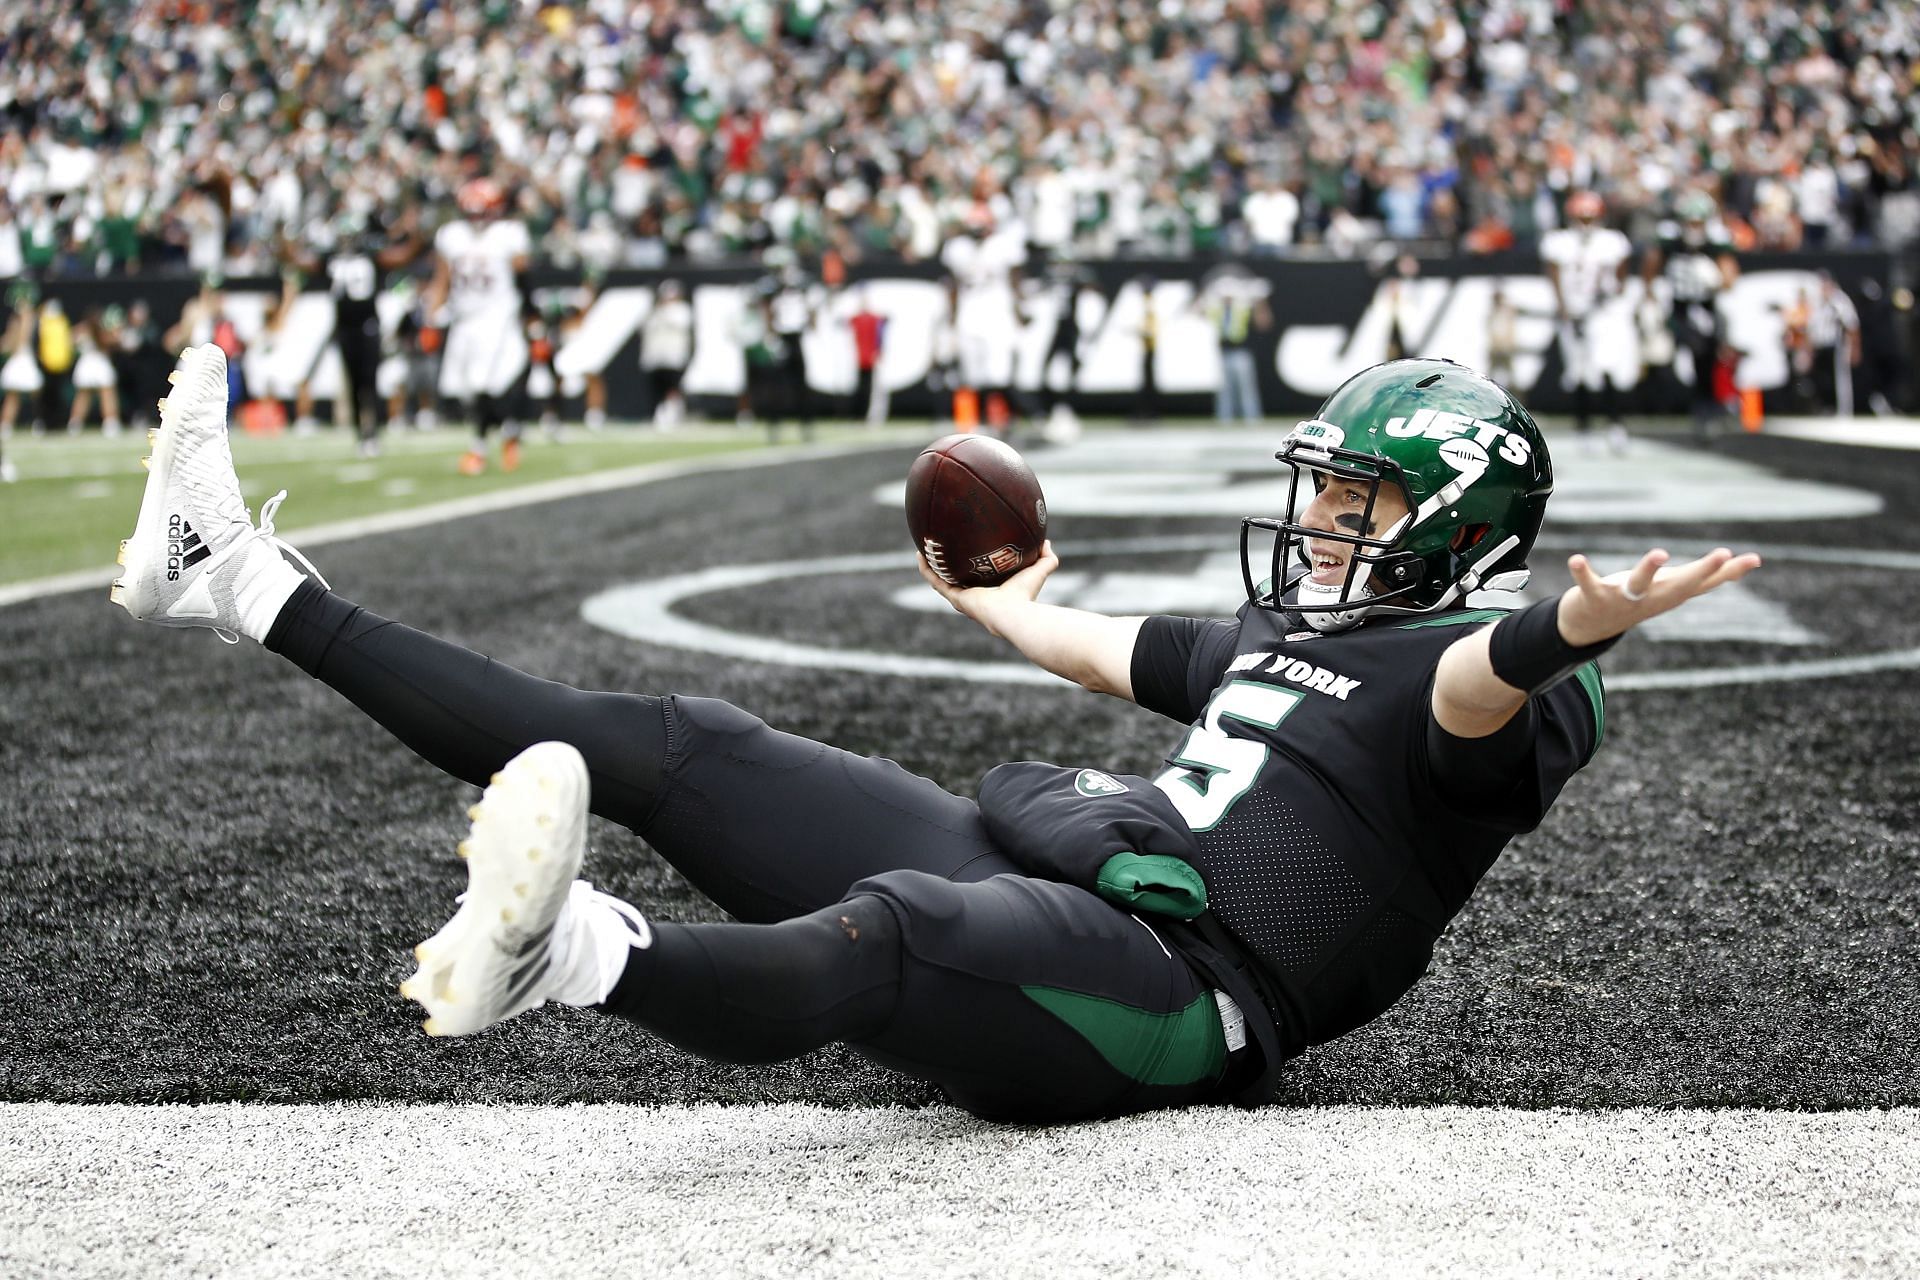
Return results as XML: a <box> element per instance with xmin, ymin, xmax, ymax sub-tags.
<box><xmin>969</xmin><ymin>544</ymin><xmax>1025</xmax><ymax>578</ymax></box>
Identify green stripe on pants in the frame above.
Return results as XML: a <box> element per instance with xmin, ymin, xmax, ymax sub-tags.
<box><xmin>1021</xmin><ymin>985</ymin><xmax>1226</xmax><ymax>1087</ymax></box>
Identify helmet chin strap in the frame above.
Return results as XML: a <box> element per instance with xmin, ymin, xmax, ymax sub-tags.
<box><xmin>1294</xmin><ymin>575</ymin><xmax>1374</xmax><ymax>632</ymax></box>
<box><xmin>1291</xmin><ymin>511</ymin><xmax>1413</xmax><ymax>632</ymax></box>
<box><xmin>1297</xmin><ymin>575</ymin><xmax>1471</xmax><ymax>631</ymax></box>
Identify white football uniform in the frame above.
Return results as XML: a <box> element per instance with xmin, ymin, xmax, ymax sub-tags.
<box><xmin>1541</xmin><ymin>225</ymin><xmax>1632</xmax><ymax>390</ymax></box>
<box><xmin>435</xmin><ymin>219</ymin><xmax>531</xmax><ymax>399</ymax></box>
<box><xmin>641</xmin><ymin>299</ymin><xmax>694</xmax><ymax>371</ymax></box>
<box><xmin>941</xmin><ymin>228</ymin><xmax>1026</xmax><ymax>387</ymax></box>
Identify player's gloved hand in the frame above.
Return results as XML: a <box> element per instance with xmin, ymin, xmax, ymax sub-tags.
<box><xmin>918</xmin><ymin>539</ymin><xmax>1060</xmax><ymax>637</ymax></box>
<box><xmin>1558</xmin><ymin>546</ymin><xmax>1763</xmax><ymax>646</ymax></box>
<box><xmin>977</xmin><ymin>761</ymin><xmax>1208</xmax><ymax>919</ymax></box>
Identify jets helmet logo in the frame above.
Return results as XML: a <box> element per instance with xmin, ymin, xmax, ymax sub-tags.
<box><xmin>1384</xmin><ymin>407</ymin><xmax>1534</xmax><ymax>467</ymax></box>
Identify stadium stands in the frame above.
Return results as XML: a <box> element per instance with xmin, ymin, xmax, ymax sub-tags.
<box><xmin>2</xmin><ymin>0</ymin><xmax>1918</xmax><ymax>274</ymax></box>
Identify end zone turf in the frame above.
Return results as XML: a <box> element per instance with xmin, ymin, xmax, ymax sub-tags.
<box><xmin>5</xmin><ymin>1104</ymin><xmax>1916</xmax><ymax>1278</ymax></box>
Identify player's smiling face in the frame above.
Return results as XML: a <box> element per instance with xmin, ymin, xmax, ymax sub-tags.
<box><xmin>1298</xmin><ymin>473</ymin><xmax>1409</xmax><ymax>586</ymax></box>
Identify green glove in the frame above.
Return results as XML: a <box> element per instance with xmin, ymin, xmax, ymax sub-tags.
<box><xmin>1095</xmin><ymin>852</ymin><xmax>1208</xmax><ymax>920</ymax></box>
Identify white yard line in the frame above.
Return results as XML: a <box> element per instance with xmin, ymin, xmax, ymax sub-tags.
<box><xmin>2</xmin><ymin>1103</ymin><xmax>1915</xmax><ymax>1279</ymax></box>
<box><xmin>0</xmin><ymin>434</ymin><xmax>921</xmax><ymax>610</ymax></box>
<box><xmin>1761</xmin><ymin>417</ymin><xmax>1920</xmax><ymax>450</ymax></box>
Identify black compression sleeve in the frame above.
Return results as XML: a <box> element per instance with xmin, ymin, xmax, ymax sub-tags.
<box><xmin>601</xmin><ymin>895</ymin><xmax>901</xmax><ymax>1063</ymax></box>
<box><xmin>1486</xmin><ymin>596</ymin><xmax>1619</xmax><ymax>696</ymax></box>
<box><xmin>263</xmin><ymin>580</ymin><xmax>669</xmax><ymax>831</ymax></box>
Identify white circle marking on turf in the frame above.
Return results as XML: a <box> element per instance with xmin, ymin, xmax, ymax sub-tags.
<box><xmin>578</xmin><ymin>534</ymin><xmax>1920</xmax><ymax>692</ymax></box>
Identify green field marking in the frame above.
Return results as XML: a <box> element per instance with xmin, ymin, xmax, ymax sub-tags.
<box><xmin>0</xmin><ymin>424</ymin><xmax>882</xmax><ymax>586</ymax></box>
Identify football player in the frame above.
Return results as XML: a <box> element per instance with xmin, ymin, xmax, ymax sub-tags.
<box><xmin>1038</xmin><ymin>266</ymin><xmax>1090</xmax><ymax>439</ymax></box>
<box><xmin>940</xmin><ymin>204</ymin><xmax>1027</xmax><ymax>435</ymax></box>
<box><xmin>426</xmin><ymin>179</ymin><xmax>532</xmax><ymax>475</ymax></box>
<box><xmin>1642</xmin><ymin>192</ymin><xmax>1738</xmax><ymax>441</ymax></box>
<box><xmin>283</xmin><ymin>208</ymin><xmax>429</xmax><ymax>457</ymax></box>
<box><xmin>1540</xmin><ymin>191</ymin><xmax>1633</xmax><ymax>452</ymax></box>
<box><xmin>112</xmin><ymin>347</ymin><xmax>1759</xmax><ymax>1124</ymax></box>
<box><xmin>641</xmin><ymin>280</ymin><xmax>695</xmax><ymax>430</ymax></box>
<box><xmin>767</xmin><ymin>268</ymin><xmax>818</xmax><ymax>441</ymax></box>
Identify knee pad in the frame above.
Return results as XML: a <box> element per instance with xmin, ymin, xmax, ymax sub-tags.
<box><xmin>707</xmin><ymin>894</ymin><xmax>903</xmax><ymax>1015</ymax></box>
<box><xmin>662</xmin><ymin>694</ymin><xmax>830</xmax><ymax>784</ymax></box>
<box><xmin>843</xmin><ymin>869</ymin><xmax>972</xmax><ymax>962</ymax></box>
<box><xmin>824</xmin><ymin>893</ymin><xmax>904</xmax><ymax>953</ymax></box>
<box><xmin>668</xmin><ymin>695</ymin><xmax>769</xmax><ymax>739</ymax></box>
<box><xmin>847</xmin><ymin>868</ymin><xmax>959</xmax><ymax>916</ymax></box>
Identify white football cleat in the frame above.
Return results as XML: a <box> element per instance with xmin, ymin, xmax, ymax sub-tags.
<box><xmin>402</xmin><ymin>741</ymin><xmax>600</xmax><ymax>1037</ymax></box>
<box><xmin>109</xmin><ymin>344</ymin><xmax>321</xmax><ymax>642</ymax></box>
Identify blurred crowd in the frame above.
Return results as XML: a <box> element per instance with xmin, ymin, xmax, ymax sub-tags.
<box><xmin>2</xmin><ymin>0</ymin><xmax>1919</xmax><ymax>280</ymax></box>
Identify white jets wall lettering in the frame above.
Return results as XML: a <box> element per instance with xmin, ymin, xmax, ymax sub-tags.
<box><xmin>182</xmin><ymin>264</ymin><xmax>1865</xmax><ymax>408</ymax></box>
<box><xmin>1278</xmin><ymin>270</ymin><xmax>1834</xmax><ymax>398</ymax></box>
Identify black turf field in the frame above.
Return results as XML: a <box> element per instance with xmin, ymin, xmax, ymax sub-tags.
<box><xmin>1</xmin><ymin>430</ymin><xmax>1915</xmax><ymax>1108</ymax></box>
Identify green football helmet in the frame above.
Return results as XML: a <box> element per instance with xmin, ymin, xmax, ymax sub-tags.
<box><xmin>1242</xmin><ymin>358</ymin><xmax>1554</xmax><ymax>631</ymax></box>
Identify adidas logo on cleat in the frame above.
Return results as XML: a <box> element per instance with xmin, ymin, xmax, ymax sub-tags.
<box><xmin>165</xmin><ymin>512</ymin><xmax>211</xmax><ymax>581</ymax></box>
<box><xmin>503</xmin><ymin>924</ymin><xmax>559</xmax><ymax>1007</ymax></box>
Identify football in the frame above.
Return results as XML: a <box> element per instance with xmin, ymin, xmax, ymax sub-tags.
<box><xmin>905</xmin><ymin>434</ymin><xmax>1049</xmax><ymax>588</ymax></box>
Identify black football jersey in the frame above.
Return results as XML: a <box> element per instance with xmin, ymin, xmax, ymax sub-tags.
<box><xmin>326</xmin><ymin>226</ymin><xmax>388</xmax><ymax>339</ymax></box>
<box><xmin>1131</xmin><ymin>600</ymin><xmax>1603</xmax><ymax>1056</ymax></box>
<box><xmin>1659</xmin><ymin>224</ymin><xmax>1733</xmax><ymax>306</ymax></box>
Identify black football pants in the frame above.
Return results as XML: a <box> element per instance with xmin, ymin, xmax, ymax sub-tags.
<box><xmin>265</xmin><ymin>582</ymin><xmax>1229</xmax><ymax>1122</ymax></box>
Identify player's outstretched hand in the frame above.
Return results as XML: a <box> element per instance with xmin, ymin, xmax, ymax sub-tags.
<box><xmin>1558</xmin><ymin>547</ymin><xmax>1763</xmax><ymax>646</ymax></box>
<box><xmin>919</xmin><ymin>540</ymin><xmax>1061</xmax><ymax>629</ymax></box>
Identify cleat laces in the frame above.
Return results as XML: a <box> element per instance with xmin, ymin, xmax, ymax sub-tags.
<box><xmin>205</xmin><ymin>490</ymin><xmax>331</xmax><ymax>646</ymax></box>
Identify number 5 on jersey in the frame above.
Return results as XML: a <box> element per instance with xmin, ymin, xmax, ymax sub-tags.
<box><xmin>1153</xmin><ymin>680</ymin><xmax>1305</xmax><ymax>831</ymax></box>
